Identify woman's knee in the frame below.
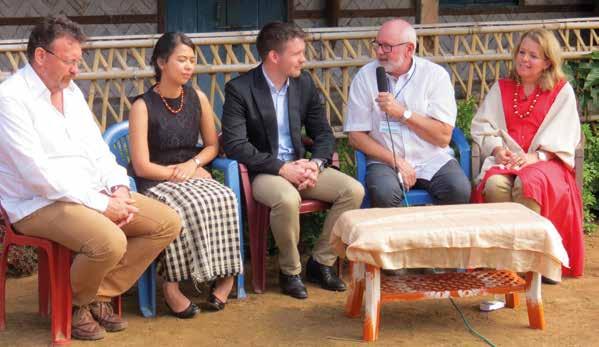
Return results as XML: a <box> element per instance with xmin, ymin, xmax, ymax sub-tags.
<box><xmin>483</xmin><ymin>174</ymin><xmax>514</xmax><ymax>202</ymax></box>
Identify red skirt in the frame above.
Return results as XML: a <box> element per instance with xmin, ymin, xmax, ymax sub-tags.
<box><xmin>472</xmin><ymin>160</ymin><xmax>584</xmax><ymax>277</ymax></box>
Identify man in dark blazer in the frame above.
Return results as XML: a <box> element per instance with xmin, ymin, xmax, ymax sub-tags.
<box><xmin>222</xmin><ymin>22</ymin><xmax>364</xmax><ymax>299</ymax></box>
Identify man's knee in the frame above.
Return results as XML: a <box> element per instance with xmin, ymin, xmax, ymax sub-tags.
<box><xmin>160</xmin><ymin>204</ymin><xmax>182</xmax><ymax>241</ymax></box>
<box><xmin>438</xmin><ymin>175</ymin><xmax>472</xmax><ymax>204</ymax></box>
<box><xmin>341</xmin><ymin>177</ymin><xmax>365</xmax><ymax>207</ymax></box>
<box><xmin>84</xmin><ymin>229</ymin><xmax>127</xmax><ymax>265</ymax></box>
<box><xmin>271</xmin><ymin>189</ymin><xmax>302</xmax><ymax>213</ymax></box>
<box><xmin>368</xmin><ymin>183</ymin><xmax>403</xmax><ymax>207</ymax></box>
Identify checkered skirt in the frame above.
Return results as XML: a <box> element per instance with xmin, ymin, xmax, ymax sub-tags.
<box><xmin>145</xmin><ymin>178</ymin><xmax>242</xmax><ymax>283</ymax></box>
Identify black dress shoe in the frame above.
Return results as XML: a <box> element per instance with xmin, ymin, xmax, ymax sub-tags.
<box><xmin>305</xmin><ymin>257</ymin><xmax>346</xmax><ymax>292</ymax></box>
<box><xmin>165</xmin><ymin>301</ymin><xmax>199</xmax><ymax>319</ymax></box>
<box><xmin>279</xmin><ymin>272</ymin><xmax>308</xmax><ymax>299</ymax></box>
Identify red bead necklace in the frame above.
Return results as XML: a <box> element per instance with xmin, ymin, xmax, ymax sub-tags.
<box><xmin>156</xmin><ymin>83</ymin><xmax>185</xmax><ymax>114</ymax></box>
<box><xmin>512</xmin><ymin>82</ymin><xmax>540</xmax><ymax>119</ymax></box>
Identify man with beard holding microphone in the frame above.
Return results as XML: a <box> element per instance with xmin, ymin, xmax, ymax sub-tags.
<box><xmin>344</xmin><ymin>19</ymin><xmax>470</xmax><ymax>208</ymax></box>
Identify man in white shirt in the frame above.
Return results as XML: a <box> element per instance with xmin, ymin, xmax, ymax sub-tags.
<box><xmin>344</xmin><ymin>19</ymin><xmax>471</xmax><ymax>207</ymax></box>
<box><xmin>0</xmin><ymin>16</ymin><xmax>180</xmax><ymax>340</ymax></box>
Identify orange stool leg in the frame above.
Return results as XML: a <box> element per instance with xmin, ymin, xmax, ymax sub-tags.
<box><xmin>525</xmin><ymin>272</ymin><xmax>545</xmax><ymax>330</ymax></box>
<box><xmin>50</xmin><ymin>244</ymin><xmax>71</xmax><ymax>345</ymax></box>
<box><xmin>363</xmin><ymin>264</ymin><xmax>381</xmax><ymax>342</ymax></box>
<box><xmin>345</xmin><ymin>261</ymin><xmax>365</xmax><ymax>318</ymax></box>
<box><xmin>37</xmin><ymin>247</ymin><xmax>50</xmax><ymax>317</ymax></box>
<box><xmin>0</xmin><ymin>242</ymin><xmax>11</xmax><ymax>331</ymax></box>
<box><xmin>505</xmin><ymin>293</ymin><xmax>520</xmax><ymax>308</ymax></box>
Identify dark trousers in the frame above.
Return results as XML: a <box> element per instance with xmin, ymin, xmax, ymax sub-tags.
<box><xmin>366</xmin><ymin>159</ymin><xmax>471</xmax><ymax>207</ymax></box>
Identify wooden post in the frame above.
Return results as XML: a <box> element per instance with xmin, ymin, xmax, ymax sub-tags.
<box><xmin>157</xmin><ymin>0</ymin><xmax>165</xmax><ymax>33</ymax></box>
<box><xmin>325</xmin><ymin>0</ymin><xmax>341</xmax><ymax>27</ymax></box>
<box><xmin>416</xmin><ymin>0</ymin><xmax>439</xmax><ymax>25</ymax></box>
<box><xmin>287</xmin><ymin>0</ymin><xmax>294</xmax><ymax>22</ymax></box>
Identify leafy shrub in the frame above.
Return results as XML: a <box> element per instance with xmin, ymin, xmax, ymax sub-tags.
<box><xmin>563</xmin><ymin>51</ymin><xmax>599</xmax><ymax>119</ymax></box>
<box><xmin>582</xmin><ymin>123</ymin><xmax>599</xmax><ymax>233</ymax></box>
<box><xmin>455</xmin><ymin>97</ymin><xmax>477</xmax><ymax>141</ymax></box>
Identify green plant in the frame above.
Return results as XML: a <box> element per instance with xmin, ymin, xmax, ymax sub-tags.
<box><xmin>582</xmin><ymin>123</ymin><xmax>599</xmax><ymax>233</ymax></box>
<box><xmin>563</xmin><ymin>51</ymin><xmax>599</xmax><ymax>118</ymax></box>
<box><xmin>455</xmin><ymin>97</ymin><xmax>477</xmax><ymax>140</ymax></box>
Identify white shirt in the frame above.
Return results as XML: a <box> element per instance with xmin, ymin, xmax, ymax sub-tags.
<box><xmin>344</xmin><ymin>56</ymin><xmax>457</xmax><ymax>180</ymax></box>
<box><xmin>262</xmin><ymin>65</ymin><xmax>295</xmax><ymax>161</ymax></box>
<box><xmin>0</xmin><ymin>64</ymin><xmax>129</xmax><ymax>223</ymax></box>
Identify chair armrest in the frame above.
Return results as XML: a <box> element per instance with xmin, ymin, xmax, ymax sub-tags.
<box><xmin>451</xmin><ymin>128</ymin><xmax>471</xmax><ymax>180</ymax></box>
<box><xmin>471</xmin><ymin>143</ymin><xmax>481</xmax><ymax>182</ymax></box>
<box><xmin>128</xmin><ymin>176</ymin><xmax>138</xmax><ymax>192</ymax></box>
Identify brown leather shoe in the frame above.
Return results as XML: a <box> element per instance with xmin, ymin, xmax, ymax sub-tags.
<box><xmin>90</xmin><ymin>301</ymin><xmax>128</xmax><ymax>332</ymax></box>
<box><xmin>72</xmin><ymin>305</ymin><xmax>106</xmax><ymax>341</ymax></box>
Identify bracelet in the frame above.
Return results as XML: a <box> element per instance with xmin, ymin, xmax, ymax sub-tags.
<box><xmin>192</xmin><ymin>157</ymin><xmax>201</xmax><ymax>167</ymax></box>
<box><xmin>110</xmin><ymin>185</ymin><xmax>130</xmax><ymax>194</ymax></box>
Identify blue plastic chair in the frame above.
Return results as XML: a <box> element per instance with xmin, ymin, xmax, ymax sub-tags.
<box><xmin>102</xmin><ymin>121</ymin><xmax>246</xmax><ymax>318</ymax></box>
<box><xmin>355</xmin><ymin>127</ymin><xmax>471</xmax><ymax>207</ymax></box>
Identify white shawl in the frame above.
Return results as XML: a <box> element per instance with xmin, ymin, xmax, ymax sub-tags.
<box><xmin>470</xmin><ymin>81</ymin><xmax>580</xmax><ymax>183</ymax></box>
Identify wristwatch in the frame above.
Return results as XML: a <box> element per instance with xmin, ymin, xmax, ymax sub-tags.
<box><xmin>310</xmin><ymin>158</ymin><xmax>326</xmax><ymax>173</ymax></box>
<box><xmin>536</xmin><ymin>150</ymin><xmax>548</xmax><ymax>161</ymax></box>
<box><xmin>400</xmin><ymin>109</ymin><xmax>412</xmax><ymax>123</ymax></box>
<box><xmin>192</xmin><ymin>157</ymin><xmax>201</xmax><ymax>167</ymax></box>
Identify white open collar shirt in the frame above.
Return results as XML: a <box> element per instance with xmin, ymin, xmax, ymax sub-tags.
<box><xmin>344</xmin><ymin>56</ymin><xmax>457</xmax><ymax>180</ymax></box>
<box><xmin>0</xmin><ymin>64</ymin><xmax>129</xmax><ymax>223</ymax></box>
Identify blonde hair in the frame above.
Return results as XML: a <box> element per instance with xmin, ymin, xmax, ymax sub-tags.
<box><xmin>509</xmin><ymin>29</ymin><xmax>565</xmax><ymax>91</ymax></box>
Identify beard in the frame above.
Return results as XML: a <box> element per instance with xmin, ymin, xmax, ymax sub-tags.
<box><xmin>380</xmin><ymin>55</ymin><xmax>405</xmax><ymax>74</ymax></box>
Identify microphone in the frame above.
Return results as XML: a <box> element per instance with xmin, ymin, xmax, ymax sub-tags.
<box><xmin>376</xmin><ymin>66</ymin><xmax>388</xmax><ymax>93</ymax></box>
<box><xmin>375</xmin><ymin>65</ymin><xmax>408</xmax><ymax>202</ymax></box>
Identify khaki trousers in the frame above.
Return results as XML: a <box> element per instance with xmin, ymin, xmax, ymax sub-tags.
<box><xmin>252</xmin><ymin>168</ymin><xmax>364</xmax><ymax>275</ymax></box>
<box><xmin>14</xmin><ymin>192</ymin><xmax>180</xmax><ymax>306</ymax></box>
<box><xmin>483</xmin><ymin>174</ymin><xmax>541</xmax><ymax>213</ymax></box>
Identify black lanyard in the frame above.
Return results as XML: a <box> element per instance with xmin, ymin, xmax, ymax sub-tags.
<box><xmin>389</xmin><ymin>63</ymin><xmax>417</xmax><ymax>101</ymax></box>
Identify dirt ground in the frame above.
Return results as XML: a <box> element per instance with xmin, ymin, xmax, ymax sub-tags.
<box><xmin>1</xmin><ymin>234</ymin><xmax>598</xmax><ymax>347</ymax></box>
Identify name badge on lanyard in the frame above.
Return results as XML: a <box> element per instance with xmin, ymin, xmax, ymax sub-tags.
<box><xmin>379</xmin><ymin>120</ymin><xmax>402</xmax><ymax>134</ymax></box>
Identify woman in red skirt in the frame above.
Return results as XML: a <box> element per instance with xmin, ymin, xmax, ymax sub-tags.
<box><xmin>471</xmin><ymin>29</ymin><xmax>583</xmax><ymax>281</ymax></box>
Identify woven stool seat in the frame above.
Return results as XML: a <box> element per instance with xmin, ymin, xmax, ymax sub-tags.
<box><xmin>380</xmin><ymin>270</ymin><xmax>526</xmax><ymax>302</ymax></box>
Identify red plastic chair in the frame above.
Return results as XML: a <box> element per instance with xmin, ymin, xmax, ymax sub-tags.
<box><xmin>239</xmin><ymin>151</ymin><xmax>341</xmax><ymax>294</ymax></box>
<box><xmin>0</xmin><ymin>205</ymin><xmax>121</xmax><ymax>345</ymax></box>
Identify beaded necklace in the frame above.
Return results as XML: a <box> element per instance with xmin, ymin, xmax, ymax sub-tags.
<box><xmin>156</xmin><ymin>83</ymin><xmax>185</xmax><ymax>114</ymax></box>
<box><xmin>512</xmin><ymin>82</ymin><xmax>540</xmax><ymax>119</ymax></box>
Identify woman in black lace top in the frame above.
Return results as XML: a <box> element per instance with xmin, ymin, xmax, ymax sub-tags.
<box><xmin>129</xmin><ymin>33</ymin><xmax>242</xmax><ymax>318</ymax></box>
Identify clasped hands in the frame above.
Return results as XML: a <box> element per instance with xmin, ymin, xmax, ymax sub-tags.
<box><xmin>167</xmin><ymin>159</ymin><xmax>212</xmax><ymax>182</ymax></box>
<box><xmin>493</xmin><ymin>147</ymin><xmax>538</xmax><ymax>170</ymax></box>
<box><xmin>103</xmin><ymin>186</ymin><xmax>138</xmax><ymax>228</ymax></box>
<box><xmin>279</xmin><ymin>159</ymin><xmax>320</xmax><ymax>191</ymax></box>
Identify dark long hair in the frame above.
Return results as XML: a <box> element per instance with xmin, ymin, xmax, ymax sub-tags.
<box><xmin>150</xmin><ymin>32</ymin><xmax>194</xmax><ymax>81</ymax></box>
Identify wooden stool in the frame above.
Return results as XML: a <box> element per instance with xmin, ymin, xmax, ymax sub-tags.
<box><xmin>345</xmin><ymin>262</ymin><xmax>545</xmax><ymax>342</ymax></box>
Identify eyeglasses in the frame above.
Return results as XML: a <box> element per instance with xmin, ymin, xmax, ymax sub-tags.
<box><xmin>42</xmin><ymin>47</ymin><xmax>82</xmax><ymax>68</ymax></box>
<box><xmin>371</xmin><ymin>40</ymin><xmax>410</xmax><ymax>53</ymax></box>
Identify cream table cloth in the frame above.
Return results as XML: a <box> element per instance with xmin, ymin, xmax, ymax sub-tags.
<box><xmin>330</xmin><ymin>203</ymin><xmax>569</xmax><ymax>281</ymax></box>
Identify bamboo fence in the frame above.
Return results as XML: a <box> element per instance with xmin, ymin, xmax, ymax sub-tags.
<box><xmin>0</xmin><ymin>17</ymin><xmax>597</xmax><ymax>134</ymax></box>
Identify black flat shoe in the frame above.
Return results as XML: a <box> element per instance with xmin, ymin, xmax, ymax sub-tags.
<box><xmin>305</xmin><ymin>256</ymin><xmax>346</xmax><ymax>292</ymax></box>
<box><xmin>206</xmin><ymin>293</ymin><xmax>226</xmax><ymax>311</ymax></box>
<box><xmin>165</xmin><ymin>301</ymin><xmax>199</xmax><ymax>319</ymax></box>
